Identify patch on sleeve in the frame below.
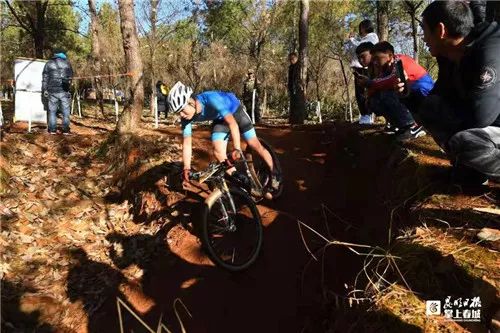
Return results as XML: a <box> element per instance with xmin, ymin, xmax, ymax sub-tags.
<box><xmin>477</xmin><ymin>66</ymin><xmax>497</xmax><ymax>89</ymax></box>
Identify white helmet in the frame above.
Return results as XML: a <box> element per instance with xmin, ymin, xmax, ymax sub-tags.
<box><xmin>168</xmin><ymin>81</ymin><xmax>193</xmax><ymax>113</ymax></box>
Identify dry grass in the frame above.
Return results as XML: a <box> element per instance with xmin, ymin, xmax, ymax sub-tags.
<box><xmin>117</xmin><ymin>297</ymin><xmax>192</xmax><ymax>333</ymax></box>
<box><xmin>296</xmin><ymin>198</ymin><xmax>499</xmax><ymax>332</ymax></box>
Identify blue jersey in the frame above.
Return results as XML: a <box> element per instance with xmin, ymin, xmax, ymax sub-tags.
<box><xmin>182</xmin><ymin>91</ymin><xmax>240</xmax><ymax>137</ymax></box>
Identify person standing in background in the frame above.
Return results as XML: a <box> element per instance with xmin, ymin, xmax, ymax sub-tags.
<box><xmin>156</xmin><ymin>80</ymin><xmax>168</xmax><ymax>119</ymax></box>
<box><xmin>242</xmin><ymin>68</ymin><xmax>261</xmax><ymax>123</ymax></box>
<box><xmin>42</xmin><ymin>48</ymin><xmax>73</xmax><ymax>135</ymax></box>
<box><xmin>344</xmin><ymin>19</ymin><xmax>379</xmax><ymax>125</ymax></box>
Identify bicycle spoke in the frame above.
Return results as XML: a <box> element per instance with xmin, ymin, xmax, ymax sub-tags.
<box><xmin>203</xmin><ymin>189</ymin><xmax>262</xmax><ymax>270</ymax></box>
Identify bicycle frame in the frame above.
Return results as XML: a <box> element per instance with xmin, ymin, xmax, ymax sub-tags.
<box><xmin>192</xmin><ymin>164</ymin><xmax>238</xmax><ymax>229</ymax></box>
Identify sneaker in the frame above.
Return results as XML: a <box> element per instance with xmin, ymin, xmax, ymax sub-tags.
<box><xmin>358</xmin><ymin>115</ymin><xmax>373</xmax><ymax>125</ymax></box>
<box><xmin>62</xmin><ymin>132</ymin><xmax>71</xmax><ymax>136</ymax></box>
<box><xmin>395</xmin><ymin>124</ymin><xmax>426</xmax><ymax>142</ymax></box>
<box><xmin>48</xmin><ymin>131</ymin><xmax>57</xmax><ymax>135</ymax></box>
<box><xmin>383</xmin><ymin>123</ymin><xmax>398</xmax><ymax>135</ymax></box>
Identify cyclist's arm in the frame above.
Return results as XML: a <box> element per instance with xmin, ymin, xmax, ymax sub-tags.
<box><xmin>182</xmin><ymin>136</ymin><xmax>192</xmax><ymax>170</ymax></box>
<box><xmin>181</xmin><ymin>121</ymin><xmax>193</xmax><ymax>169</ymax></box>
<box><xmin>223</xmin><ymin>113</ymin><xmax>241</xmax><ymax>151</ymax></box>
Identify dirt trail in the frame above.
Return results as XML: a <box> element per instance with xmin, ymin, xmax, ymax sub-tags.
<box><xmin>103</xmin><ymin>125</ymin><xmax>336</xmax><ymax>333</ymax></box>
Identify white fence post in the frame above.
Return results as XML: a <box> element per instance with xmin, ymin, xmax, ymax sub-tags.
<box><xmin>114</xmin><ymin>88</ymin><xmax>119</xmax><ymax>123</ymax></box>
<box><xmin>154</xmin><ymin>95</ymin><xmax>159</xmax><ymax>128</ymax></box>
<box><xmin>71</xmin><ymin>92</ymin><xmax>76</xmax><ymax>115</ymax></box>
<box><xmin>77</xmin><ymin>91</ymin><xmax>82</xmax><ymax>118</ymax></box>
<box><xmin>316</xmin><ymin>101</ymin><xmax>322</xmax><ymax>124</ymax></box>
<box><xmin>251</xmin><ymin>89</ymin><xmax>256</xmax><ymax>124</ymax></box>
<box><xmin>28</xmin><ymin>106</ymin><xmax>32</xmax><ymax>133</ymax></box>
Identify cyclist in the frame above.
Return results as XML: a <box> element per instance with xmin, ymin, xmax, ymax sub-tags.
<box><xmin>167</xmin><ymin>81</ymin><xmax>280</xmax><ymax>197</ymax></box>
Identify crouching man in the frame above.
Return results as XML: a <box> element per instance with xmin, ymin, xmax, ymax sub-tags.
<box><xmin>412</xmin><ymin>1</ymin><xmax>500</xmax><ymax>185</ymax></box>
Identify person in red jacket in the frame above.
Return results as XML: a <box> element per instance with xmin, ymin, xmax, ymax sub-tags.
<box><xmin>357</xmin><ymin>41</ymin><xmax>432</xmax><ymax>141</ymax></box>
<box><xmin>367</xmin><ymin>42</ymin><xmax>434</xmax><ymax>107</ymax></box>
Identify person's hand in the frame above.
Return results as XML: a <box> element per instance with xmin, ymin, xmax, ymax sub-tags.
<box><xmin>230</xmin><ymin>149</ymin><xmax>242</xmax><ymax>162</ymax></box>
<box><xmin>395</xmin><ymin>78</ymin><xmax>408</xmax><ymax>95</ymax></box>
<box><xmin>182</xmin><ymin>168</ymin><xmax>191</xmax><ymax>184</ymax></box>
<box><xmin>356</xmin><ymin>75</ymin><xmax>369</xmax><ymax>87</ymax></box>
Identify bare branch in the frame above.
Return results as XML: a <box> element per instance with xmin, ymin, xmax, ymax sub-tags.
<box><xmin>4</xmin><ymin>0</ymin><xmax>32</xmax><ymax>33</ymax></box>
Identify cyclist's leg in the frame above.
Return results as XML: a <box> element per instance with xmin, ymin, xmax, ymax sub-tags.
<box><xmin>235</xmin><ymin>105</ymin><xmax>275</xmax><ymax>172</ymax></box>
<box><xmin>211</xmin><ymin>120</ymin><xmax>230</xmax><ymax>162</ymax></box>
<box><xmin>244</xmin><ymin>132</ymin><xmax>274</xmax><ymax>172</ymax></box>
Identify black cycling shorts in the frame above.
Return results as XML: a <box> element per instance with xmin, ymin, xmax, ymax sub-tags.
<box><xmin>211</xmin><ymin>104</ymin><xmax>256</xmax><ymax>141</ymax></box>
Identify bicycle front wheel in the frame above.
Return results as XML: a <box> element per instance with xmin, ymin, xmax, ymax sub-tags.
<box><xmin>201</xmin><ymin>187</ymin><xmax>263</xmax><ymax>271</ymax></box>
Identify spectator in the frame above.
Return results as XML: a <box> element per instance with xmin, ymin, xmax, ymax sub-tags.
<box><xmin>356</xmin><ymin>42</ymin><xmax>429</xmax><ymax>141</ymax></box>
<box><xmin>288</xmin><ymin>52</ymin><xmax>305</xmax><ymax>124</ymax></box>
<box><xmin>42</xmin><ymin>48</ymin><xmax>73</xmax><ymax>135</ymax></box>
<box><xmin>156</xmin><ymin>80</ymin><xmax>168</xmax><ymax>119</ymax></box>
<box><xmin>242</xmin><ymin>68</ymin><xmax>261</xmax><ymax>123</ymax></box>
<box><xmin>367</xmin><ymin>41</ymin><xmax>434</xmax><ymax>138</ymax></box>
<box><xmin>414</xmin><ymin>1</ymin><xmax>500</xmax><ymax>185</ymax></box>
<box><xmin>344</xmin><ymin>19</ymin><xmax>379</xmax><ymax>125</ymax></box>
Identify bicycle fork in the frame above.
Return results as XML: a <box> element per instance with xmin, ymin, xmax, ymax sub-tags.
<box><xmin>205</xmin><ymin>181</ymin><xmax>238</xmax><ymax>232</ymax></box>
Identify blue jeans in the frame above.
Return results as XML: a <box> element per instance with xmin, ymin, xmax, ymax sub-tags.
<box><xmin>369</xmin><ymin>90</ymin><xmax>415</xmax><ymax>128</ymax></box>
<box><xmin>48</xmin><ymin>92</ymin><xmax>71</xmax><ymax>133</ymax></box>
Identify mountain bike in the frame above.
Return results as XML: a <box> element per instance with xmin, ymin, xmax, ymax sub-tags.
<box><xmin>190</xmin><ymin>161</ymin><xmax>263</xmax><ymax>271</ymax></box>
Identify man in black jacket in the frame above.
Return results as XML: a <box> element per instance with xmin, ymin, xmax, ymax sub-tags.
<box><xmin>414</xmin><ymin>1</ymin><xmax>500</xmax><ymax>184</ymax></box>
<box><xmin>288</xmin><ymin>52</ymin><xmax>305</xmax><ymax>124</ymax></box>
<box><xmin>156</xmin><ymin>80</ymin><xmax>168</xmax><ymax>119</ymax></box>
<box><xmin>42</xmin><ymin>48</ymin><xmax>73</xmax><ymax>135</ymax></box>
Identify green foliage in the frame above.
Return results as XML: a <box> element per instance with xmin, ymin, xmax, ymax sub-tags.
<box><xmin>1</xmin><ymin>1</ymin><xmax>89</xmax><ymax>80</ymax></box>
<box><xmin>203</xmin><ymin>0</ymin><xmax>252</xmax><ymax>51</ymax></box>
<box><xmin>0</xmin><ymin>0</ymin><xmax>438</xmax><ymax>114</ymax></box>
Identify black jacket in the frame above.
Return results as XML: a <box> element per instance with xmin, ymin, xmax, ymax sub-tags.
<box><xmin>42</xmin><ymin>56</ymin><xmax>73</xmax><ymax>93</ymax></box>
<box><xmin>288</xmin><ymin>62</ymin><xmax>301</xmax><ymax>95</ymax></box>
<box><xmin>431</xmin><ymin>22</ymin><xmax>500</xmax><ymax>128</ymax></box>
<box><xmin>156</xmin><ymin>84</ymin><xmax>167</xmax><ymax>107</ymax></box>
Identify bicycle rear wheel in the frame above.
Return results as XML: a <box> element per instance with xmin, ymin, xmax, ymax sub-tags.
<box><xmin>244</xmin><ymin>138</ymin><xmax>284</xmax><ymax>199</ymax></box>
<box><xmin>201</xmin><ymin>187</ymin><xmax>263</xmax><ymax>271</ymax></box>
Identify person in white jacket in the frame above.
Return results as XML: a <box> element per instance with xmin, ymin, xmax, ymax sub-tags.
<box><xmin>344</xmin><ymin>19</ymin><xmax>379</xmax><ymax>125</ymax></box>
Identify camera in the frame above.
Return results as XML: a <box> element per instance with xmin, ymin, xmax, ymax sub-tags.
<box><xmin>395</xmin><ymin>59</ymin><xmax>408</xmax><ymax>95</ymax></box>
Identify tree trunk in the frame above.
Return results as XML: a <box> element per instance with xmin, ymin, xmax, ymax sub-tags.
<box><xmin>290</xmin><ymin>0</ymin><xmax>308</xmax><ymax>125</ymax></box>
<box><xmin>410</xmin><ymin>12</ymin><xmax>418</xmax><ymax>61</ymax></box>
<box><xmin>376</xmin><ymin>1</ymin><xmax>390</xmax><ymax>41</ymax></box>
<box><xmin>405</xmin><ymin>1</ymin><xmax>422</xmax><ymax>62</ymax></box>
<box><xmin>88</xmin><ymin>0</ymin><xmax>105</xmax><ymax>117</ymax></box>
<box><xmin>4</xmin><ymin>0</ymin><xmax>47</xmax><ymax>58</ymax></box>
<box><xmin>34</xmin><ymin>1</ymin><xmax>49</xmax><ymax>58</ymax></box>
<box><xmin>339</xmin><ymin>58</ymin><xmax>352</xmax><ymax>122</ymax></box>
<box><xmin>117</xmin><ymin>0</ymin><xmax>144</xmax><ymax>133</ymax></box>
<box><xmin>0</xmin><ymin>1</ymin><xmax>3</xmax><ymax>82</ymax></box>
<box><xmin>149</xmin><ymin>0</ymin><xmax>158</xmax><ymax>116</ymax></box>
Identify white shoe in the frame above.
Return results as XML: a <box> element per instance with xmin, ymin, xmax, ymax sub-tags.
<box><xmin>358</xmin><ymin>115</ymin><xmax>373</xmax><ymax>125</ymax></box>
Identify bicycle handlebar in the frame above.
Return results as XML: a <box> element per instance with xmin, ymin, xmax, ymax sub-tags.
<box><xmin>190</xmin><ymin>161</ymin><xmax>229</xmax><ymax>183</ymax></box>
